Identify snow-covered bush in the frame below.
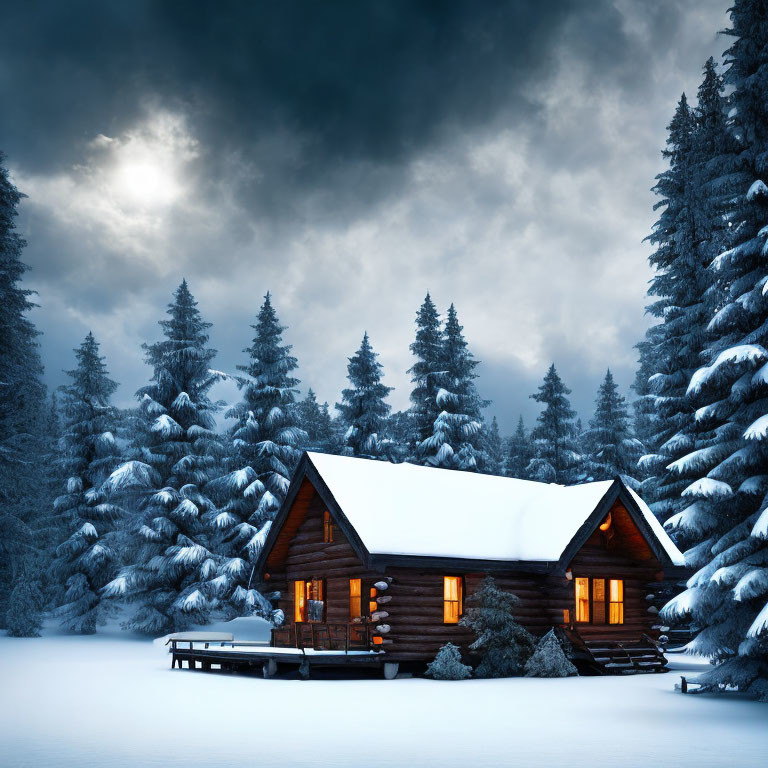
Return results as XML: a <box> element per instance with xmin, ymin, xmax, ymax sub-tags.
<box><xmin>524</xmin><ymin>629</ymin><xmax>577</xmax><ymax>678</ymax></box>
<box><xmin>460</xmin><ymin>576</ymin><xmax>535</xmax><ymax>678</ymax></box>
<box><xmin>425</xmin><ymin>642</ymin><xmax>472</xmax><ymax>680</ymax></box>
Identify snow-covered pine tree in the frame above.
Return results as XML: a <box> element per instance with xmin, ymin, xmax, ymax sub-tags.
<box><xmin>528</xmin><ymin>364</ymin><xmax>580</xmax><ymax>484</ymax></box>
<box><xmin>425</xmin><ymin>642</ymin><xmax>473</xmax><ymax>680</ymax></box>
<box><xmin>297</xmin><ymin>388</ymin><xmax>334</xmax><ymax>452</ymax></box>
<box><xmin>524</xmin><ymin>628</ymin><xmax>577</xmax><ymax>678</ymax></box>
<box><xmin>417</xmin><ymin>304</ymin><xmax>486</xmax><ymax>471</ymax></box>
<box><xmin>407</xmin><ymin>293</ymin><xmax>443</xmax><ymax>451</ymax></box>
<box><xmin>662</xmin><ymin>3</ymin><xmax>768</xmax><ymax>700</ymax></box>
<box><xmin>209</xmin><ymin>293</ymin><xmax>305</xmax><ymax>618</ymax></box>
<box><xmin>49</xmin><ymin>333</ymin><xmax>123</xmax><ymax>633</ymax></box>
<box><xmin>336</xmin><ymin>332</ymin><xmax>393</xmax><ymax>458</ymax></box>
<box><xmin>102</xmin><ymin>281</ymin><xmax>222</xmax><ymax>634</ymax></box>
<box><xmin>483</xmin><ymin>416</ymin><xmax>504</xmax><ymax>476</ymax></box>
<box><xmin>0</xmin><ymin>153</ymin><xmax>49</xmax><ymax>627</ymax></box>
<box><xmin>632</xmin><ymin>329</ymin><xmax>662</xmax><ymax>499</ymax></box>
<box><xmin>638</xmin><ymin>75</ymin><xmax>735</xmax><ymax>525</ymax></box>
<box><xmin>460</xmin><ymin>576</ymin><xmax>535</xmax><ymax>677</ymax></box>
<box><xmin>583</xmin><ymin>370</ymin><xmax>642</xmax><ymax>488</ymax></box>
<box><xmin>505</xmin><ymin>416</ymin><xmax>534</xmax><ymax>480</ymax></box>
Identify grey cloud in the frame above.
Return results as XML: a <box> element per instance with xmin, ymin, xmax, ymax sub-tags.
<box><xmin>5</xmin><ymin>0</ymin><xmax>732</xmax><ymax>435</ymax></box>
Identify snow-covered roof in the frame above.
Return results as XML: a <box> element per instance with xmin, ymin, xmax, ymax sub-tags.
<box><xmin>306</xmin><ymin>453</ymin><xmax>685</xmax><ymax>566</ymax></box>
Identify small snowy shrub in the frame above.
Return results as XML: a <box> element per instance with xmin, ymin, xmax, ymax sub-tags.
<box><xmin>460</xmin><ymin>576</ymin><xmax>535</xmax><ymax>678</ymax></box>
<box><xmin>5</xmin><ymin>577</ymin><xmax>42</xmax><ymax>637</ymax></box>
<box><xmin>425</xmin><ymin>643</ymin><xmax>472</xmax><ymax>680</ymax></box>
<box><xmin>524</xmin><ymin>629</ymin><xmax>577</xmax><ymax>678</ymax></box>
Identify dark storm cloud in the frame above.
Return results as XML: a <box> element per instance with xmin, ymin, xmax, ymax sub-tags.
<box><xmin>1</xmin><ymin>0</ymin><xmax>730</xmax><ymax>432</ymax></box>
<box><xmin>3</xmin><ymin>1</ymin><xmax>572</xmax><ymax>169</ymax></box>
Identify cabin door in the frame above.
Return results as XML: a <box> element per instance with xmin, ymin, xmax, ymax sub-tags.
<box><xmin>294</xmin><ymin>578</ymin><xmax>325</xmax><ymax>622</ymax></box>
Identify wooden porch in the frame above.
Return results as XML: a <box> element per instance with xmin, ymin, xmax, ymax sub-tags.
<box><xmin>271</xmin><ymin>621</ymin><xmax>378</xmax><ymax>652</ymax></box>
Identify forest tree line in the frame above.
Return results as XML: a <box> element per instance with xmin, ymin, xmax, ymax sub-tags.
<box><xmin>0</xmin><ymin>0</ymin><xmax>765</xmax><ymax>701</ymax></box>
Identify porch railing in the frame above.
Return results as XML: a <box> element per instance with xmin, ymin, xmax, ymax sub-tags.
<box><xmin>271</xmin><ymin>622</ymin><xmax>374</xmax><ymax>652</ymax></box>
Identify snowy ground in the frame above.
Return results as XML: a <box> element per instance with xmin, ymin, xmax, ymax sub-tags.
<box><xmin>1</xmin><ymin>627</ymin><xmax>766</xmax><ymax>768</ymax></box>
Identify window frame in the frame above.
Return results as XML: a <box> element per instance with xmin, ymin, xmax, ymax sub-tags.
<box><xmin>294</xmin><ymin>578</ymin><xmax>326</xmax><ymax>623</ymax></box>
<box><xmin>323</xmin><ymin>510</ymin><xmax>334</xmax><ymax>543</ymax></box>
<box><xmin>349</xmin><ymin>578</ymin><xmax>362</xmax><ymax>620</ymax></box>
<box><xmin>574</xmin><ymin>576</ymin><xmax>624</xmax><ymax>626</ymax></box>
<box><xmin>443</xmin><ymin>575</ymin><xmax>464</xmax><ymax>624</ymax></box>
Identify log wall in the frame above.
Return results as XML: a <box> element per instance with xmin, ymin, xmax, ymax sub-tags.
<box><xmin>266</xmin><ymin>493</ymin><xmax>665</xmax><ymax>661</ymax></box>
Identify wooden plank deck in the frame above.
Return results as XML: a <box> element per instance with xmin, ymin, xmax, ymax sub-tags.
<box><xmin>168</xmin><ymin>639</ymin><xmax>391</xmax><ymax>679</ymax></box>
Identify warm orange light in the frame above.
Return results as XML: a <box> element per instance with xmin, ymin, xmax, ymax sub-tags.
<box><xmin>349</xmin><ymin>578</ymin><xmax>362</xmax><ymax>619</ymax></box>
<box><xmin>609</xmin><ymin>579</ymin><xmax>624</xmax><ymax>624</ymax></box>
<box><xmin>373</xmin><ymin>636</ymin><xmax>383</xmax><ymax>645</ymax></box>
<box><xmin>294</xmin><ymin>580</ymin><xmax>306</xmax><ymax>623</ymax></box>
<box><xmin>575</xmin><ymin>577</ymin><xmax>589</xmax><ymax>622</ymax></box>
<box><xmin>443</xmin><ymin>576</ymin><xmax>462</xmax><ymax>623</ymax></box>
<box><xmin>599</xmin><ymin>512</ymin><xmax>612</xmax><ymax>531</ymax></box>
<box><xmin>323</xmin><ymin>510</ymin><xmax>334</xmax><ymax>542</ymax></box>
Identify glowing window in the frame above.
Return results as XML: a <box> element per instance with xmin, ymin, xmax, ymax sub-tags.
<box><xmin>349</xmin><ymin>578</ymin><xmax>362</xmax><ymax>619</ymax></box>
<box><xmin>575</xmin><ymin>577</ymin><xmax>590</xmax><ymax>623</ymax></box>
<box><xmin>609</xmin><ymin>579</ymin><xmax>624</xmax><ymax>624</ymax></box>
<box><xmin>369</xmin><ymin>585</ymin><xmax>378</xmax><ymax>615</ymax></box>
<box><xmin>443</xmin><ymin>576</ymin><xmax>463</xmax><ymax>624</ymax></box>
<box><xmin>294</xmin><ymin>579</ymin><xmax>324</xmax><ymax>622</ymax></box>
<box><xmin>592</xmin><ymin>578</ymin><xmax>606</xmax><ymax>625</ymax></box>
<box><xmin>294</xmin><ymin>580</ymin><xmax>306</xmax><ymax>623</ymax></box>
<box><xmin>323</xmin><ymin>510</ymin><xmax>334</xmax><ymax>543</ymax></box>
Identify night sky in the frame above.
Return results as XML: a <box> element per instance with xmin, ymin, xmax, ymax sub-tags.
<box><xmin>1</xmin><ymin>0</ymin><xmax>728</xmax><ymax>431</ymax></box>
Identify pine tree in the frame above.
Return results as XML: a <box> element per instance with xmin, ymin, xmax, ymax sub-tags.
<box><xmin>209</xmin><ymin>293</ymin><xmax>305</xmax><ymax>617</ymax></box>
<box><xmin>633</xmin><ymin>330</ymin><xmax>662</xmax><ymax>498</ymax></box>
<box><xmin>102</xmin><ymin>281</ymin><xmax>222</xmax><ymax>634</ymax></box>
<box><xmin>524</xmin><ymin>628</ymin><xmax>577</xmax><ymax>677</ymax></box>
<box><xmin>417</xmin><ymin>304</ymin><xmax>486</xmax><ymax>471</ymax></box>
<box><xmin>583</xmin><ymin>370</ymin><xmax>642</xmax><ymax>488</ymax></box>
<box><xmin>5</xmin><ymin>561</ymin><xmax>42</xmax><ymax>638</ymax></box>
<box><xmin>337</xmin><ymin>332</ymin><xmax>392</xmax><ymax>458</ymax></box>
<box><xmin>662</xmin><ymin>3</ymin><xmax>768</xmax><ymax>701</ymax></box>
<box><xmin>528</xmin><ymin>365</ymin><xmax>580</xmax><ymax>484</ymax></box>
<box><xmin>460</xmin><ymin>576</ymin><xmax>535</xmax><ymax>677</ymax></box>
<box><xmin>297</xmin><ymin>388</ymin><xmax>333</xmax><ymax>452</ymax></box>
<box><xmin>505</xmin><ymin>416</ymin><xmax>534</xmax><ymax>480</ymax></box>
<box><xmin>50</xmin><ymin>333</ymin><xmax>123</xmax><ymax>633</ymax></box>
<box><xmin>408</xmin><ymin>293</ymin><xmax>443</xmax><ymax>448</ymax></box>
<box><xmin>0</xmin><ymin>153</ymin><xmax>48</xmax><ymax>626</ymax></box>
<box><xmin>425</xmin><ymin>642</ymin><xmax>472</xmax><ymax>680</ymax></box>
<box><xmin>483</xmin><ymin>416</ymin><xmax>504</xmax><ymax>476</ymax></box>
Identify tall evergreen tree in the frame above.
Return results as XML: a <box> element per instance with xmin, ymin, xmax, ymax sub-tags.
<box><xmin>583</xmin><ymin>370</ymin><xmax>642</xmax><ymax>487</ymax></box>
<box><xmin>528</xmin><ymin>364</ymin><xmax>580</xmax><ymax>484</ymax></box>
<box><xmin>505</xmin><ymin>416</ymin><xmax>534</xmax><ymax>480</ymax></box>
<box><xmin>408</xmin><ymin>293</ymin><xmax>443</xmax><ymax>449</ymax></box>
<box><xmin>663</xmin><ymin>3</ymin><xmax>768</xmax><ymax>700</ymax></box>
<box><xmin>639</xmin><ymin>60</ymin><xmax>735</xmax><ymax>519</ymax></box>
<box><xmin>103</xmin><ymin>281</ymin><xmax>222</xmax><ymax>634</ymax></box>
<box><xmin>483</xmin><ymin>416</ymin><xmax>504</xmax><ymax>476</ymax></box>
<box><xmin>337</xmin><ymin>332</ymin><xmax>392</xmax><ymax>458</ymax></box>
<box><xmin>417</xmin><ymin>304</ymin><xmax>485</xmax><ymax>471</ymax></box>
<box><xmin>209</xmin><ymin>292</ymin><xmax>305</xmax><ymax>618</ymax></box>
<box><xmin>297</xmin><ymin>388</ymin><xmax>333</xmax><ymax>452</ymax></box>
<box><xmin>633</xmin><ymin>329</ymin><xmax>662</xmax><ymax>498</ymax></box>
<box><xmin>50</xmin><ymin>333</ymin><xmax>122</xmax><ymax>633</ymax></box>
<box><xmin>0</xmin><ymin>153</ymin><xmax>48</xmax><ymax>626</ymax></box>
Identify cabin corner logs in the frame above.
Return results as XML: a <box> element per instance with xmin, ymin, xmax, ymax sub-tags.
<box><xmin>263</xmin><ymin>477</ymin><xmax>671</xmax><ymax>664</ymax></box>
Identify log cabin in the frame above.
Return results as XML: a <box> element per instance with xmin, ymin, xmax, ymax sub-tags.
<box><xmin>255</xmin><ymin>452</ymin><xmax>688</xmax><ymax>675</ymax></box>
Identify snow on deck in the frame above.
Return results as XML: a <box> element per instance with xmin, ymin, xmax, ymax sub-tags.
<box><xmin>1</xmin><ymin>632</ymin><xmax>765</xmax><ymax>768</ymax></box>
<box><xmin>308</xmin><ymin>452</ymin><xmax>685</xmax><ymax>564</ymax></box>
